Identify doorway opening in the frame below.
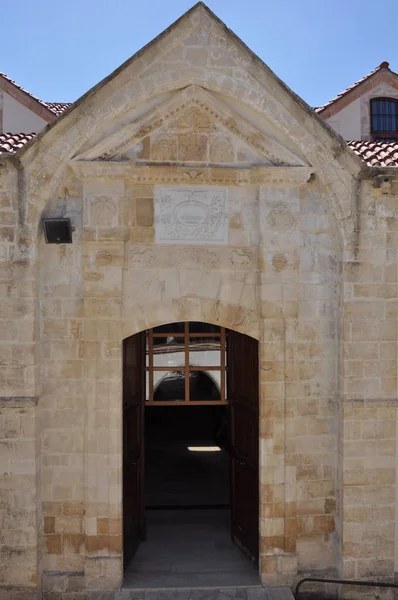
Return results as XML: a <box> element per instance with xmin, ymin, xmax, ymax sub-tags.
<box><xmin>122</xmin><ymin>322</ymin><xmax>259</xmax><ymax>588</ymax></box>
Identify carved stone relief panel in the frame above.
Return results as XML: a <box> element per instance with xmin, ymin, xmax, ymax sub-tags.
<box><xmin>127</xmin><ymin>245</ymin><xmax>220</xmax><ymax>269</ymax></box>
<box><xmin>83</xmin><ymin>179</ymin><xmax>124</xmax><ymax>228</ymax></box>
<box><xmin>126</xmin><ymin>244</ymin><xmax>256</xmax><ymax>270</ymax></box>
<box><xmin>173</xmin><ymin>107</ymin><xmax>214</xmax><ymax>133</ymax></box>
<box><xmin>178</xmin><ymin>133</ymin><xmax>208</xmax><ymax>162</ymax></box>
<box><xmin>228</xmin><ymin>248</ymin><xmax>254</xmax><ymax>269</ymax></box>
<box><xmin>151</xmin><ymin>132</ymin><xmax>177</xmax><ymax>162</ymax></box>
<box><xmin>154</xmin><ymin>185</ymin><xmax>228</xmax><ymax>245</ymax></box>
<box><xmin>266</xmin><ymin>205</ymin><xmax>298</xmax><ymax>230</ymax></box>
<box><xmin>128</xmin><ymin>247</ymin><xmax>156</xmax><ymax>268</ymax></box>
<box><xmin>146</xmin><ymin>102</ymin><xmax>268</xmax><ymax>165</ymax></box>
<box><xmin>209</xmin><ymin>134</ymin><xmax>234</xmax><ymax>163</ymax></box>
<box><xmin>164</xmin><ymin>247</ymin><xmax>219</xmax><ymax>268</ymax></box>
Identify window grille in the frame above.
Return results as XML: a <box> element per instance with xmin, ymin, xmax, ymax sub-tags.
<box><xmin>371</xmin><ymin>98</ymin><xmax>398</xmax><ymax>141</ymax></box>
<box><xmin>145</xmin><ymin>322</ymin><xmax>228</xmax><ymax>406</ymax></box>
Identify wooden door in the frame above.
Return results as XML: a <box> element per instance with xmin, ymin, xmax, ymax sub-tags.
<box><xmin>228</xmin><ymin>330</ymin><xmax>259</xmax><ymax>561</ymax></box>
<box><xmin>123</xmin><ymin>332</ymin><xmax>145</xmax><ymax>570</ymax></box>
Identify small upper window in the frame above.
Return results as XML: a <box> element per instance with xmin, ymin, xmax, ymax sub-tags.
<box><xmin>371</xmin><ymin>98</ymin><xmax>398</xmax><ymax>142</ymax></box>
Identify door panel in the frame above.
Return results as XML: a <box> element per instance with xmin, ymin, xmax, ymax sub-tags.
<box><xmin>123</xmin><ymin>332</ymin><xmax>145</xmax><ymax>570</ymax></box>
<box><xmin>228</xmin><ymin>329</ymin><xmax>259</xmax><ymax>561</ymax></box>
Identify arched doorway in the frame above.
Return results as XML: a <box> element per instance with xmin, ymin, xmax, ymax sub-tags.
<box><xmin>122</xmin><ymin>321</ymin><xmax>259</xmax><ymax>586</ymax></box>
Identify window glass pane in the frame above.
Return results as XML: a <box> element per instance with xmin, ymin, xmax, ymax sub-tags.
<box><xmin>154</xmin><ymin>370</ymin><xmax>185</xmax><ymax>401</ymax></box>
<box><xmin>146</xmin><ymin>336</ymin><xmax>149</xmax><ymax>367</ymax></box>
<box><xmin>189</xmin><ymin>322</ymin><xmax>220</xmax><ymax>334</ymax></box>
<box><xmin>153</xmin><ymin>322</ymin><xmax>185</xmax><ymax>335</ymax></box>
<box><xmin>372</xmin><ymin>99</ymin><xmax>397</xmax><ymax>132</ymax></box>
<box><xmin>145</xmin><ymin>370</ymin><xmax>151</xmax><ymax>401</ymax></box>
<box><xmin>153</xmin><ymin>336</ymin><xmax>185</xmax><ymax>369</ymax></box>
<box><xmin>189</xmin><ymin>335</ymin><xmax>221</xmax><ymax>366</ymax></box>
<box><xmin>146</xmin><ymin>323</ymin><xmax>227</xmax><ymax>404</ymax></box>
<box><xmin>189</xmin><ymin>371</ymin><xmax>221</xmax><ymax>401</ymax></box>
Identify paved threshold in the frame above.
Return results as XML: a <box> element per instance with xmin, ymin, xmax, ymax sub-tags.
<box><xmin>114</xmin><ymin>586</ymin><xmax>295</xmax><ymax>599</ymax></box>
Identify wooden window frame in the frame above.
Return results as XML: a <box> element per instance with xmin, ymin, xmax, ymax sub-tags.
<box><xmin>371</xmin><ymin>97</ymin><xmax>398</xmax><ymax>142</ymax></box>
<box><xmin>145</xmin><ymin>322</ymin><xmax>228</xmax><ymax>406</ymax></box>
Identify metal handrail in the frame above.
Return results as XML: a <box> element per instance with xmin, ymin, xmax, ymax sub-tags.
<box><xmin>295</xmin><ymin>576</ymin><xmax>398</xmax><ymax>599</ymax></box>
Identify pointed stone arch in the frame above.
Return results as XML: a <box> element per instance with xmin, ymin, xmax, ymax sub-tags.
<box><xmin>121</xmin><ymin>298</ymin><xmax>260</xmax><ymax>341</ymax></box>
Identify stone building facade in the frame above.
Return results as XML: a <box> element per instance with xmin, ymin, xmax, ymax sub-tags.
<box><xmin>0</xmin><ymin>3</ymin><xmax>397</xmax><ymax>599</ymax></box>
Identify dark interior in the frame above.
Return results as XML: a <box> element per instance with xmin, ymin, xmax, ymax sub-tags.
<box><xmin>145</xmin><ymin>405</ymin><xmax>230</xmax><ymax>508</ymax></box>
<box><xmin>154</xmin><ymin>372</ymin><xmax>221</xmax><ymax>402</ymax></box>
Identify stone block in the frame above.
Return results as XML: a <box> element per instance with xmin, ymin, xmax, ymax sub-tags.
<box><xmin>45</xmin><ymin>534</ymin><xmax>62</xmax><ymax>554</ymax></box>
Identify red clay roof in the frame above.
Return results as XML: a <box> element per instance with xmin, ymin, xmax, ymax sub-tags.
<box><xmin>316</xmin><ymin>62</ymin><xmax>394</xmax><ymax>113</ymax></box>
<box><xmin>45</xmin><ymin>102</ymin><xmax>72</xmax><ymax>116</ymax></box>
<box><xmin>0</xmin><ymin>73</ymin><xmax>71</xmax><ymax>116</ymax></box>
<box><xmin>1</xmin><ymin>132</ymin><xmax>398</xmax><ymax>167</ymax></box>
<box><xmin>348</xmin><ymin>140</ymin><xmax>398</xmax><ymax>167</ymax></box>
<box><xmin>0</xmin><ymin>132</ymin><xmax>37</xmax><ymax>154</ymax></box>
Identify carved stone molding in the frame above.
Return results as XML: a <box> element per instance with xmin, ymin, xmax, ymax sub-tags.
<box><xmin>126</xmin><ymin>244</ymin><xmax>256</xmax><ymax>270</ymax></box>
<box><xmin>72</xmin><ymin>84</ymin><xmax>311</xmax><ymax>167</ymax></box>
<box><xmin>70</xmin><ymin>161</ymin><xmax>314</xmax><ymax>187</ymax></box>
<box><xmin>344</xmin><ymin>397</ymin><xmax>398</xmax><ymax>406</ymax></box>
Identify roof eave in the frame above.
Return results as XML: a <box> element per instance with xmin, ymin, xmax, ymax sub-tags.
<box><xmin>0</xmin><ymin>74</ymin><xmax>55</xmax><ymax>122</ymax></box>
<box><xmin>317</xmin><ymin>65</ymin><xmax>398</xmax><ymax>119</ymax></box>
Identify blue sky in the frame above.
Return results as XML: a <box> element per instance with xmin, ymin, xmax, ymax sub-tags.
<box><xmin>2</xmin><ymin>0</ymin><xmax>397</xmax><ymax>108</ymax></box>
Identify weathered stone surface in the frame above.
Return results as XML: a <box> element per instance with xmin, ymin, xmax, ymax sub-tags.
<box><xmin>0</xmin><ymin>3</ymin><xmax>397</xmax><ymax>599</ymax></box>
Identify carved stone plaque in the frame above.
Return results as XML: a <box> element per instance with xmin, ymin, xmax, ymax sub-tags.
<box><xmin>154</xmin><ymin>185</ymin><xmax>228</xmax><ymax>245</ymax></box>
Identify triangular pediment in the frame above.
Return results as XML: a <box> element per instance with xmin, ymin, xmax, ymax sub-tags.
<box><xmin>20</xmin><ymin>0</ymin><xmax>362</xmax><ymax>206</ymax></box>
<box><xmin>16</xmin><ymin>2</ymin><xmax>362</xmax><ymax>251</ymax></box>
<box><xmin>72</xmin><ymin>86</ymin><xmax>309</xmax><ymax>167</ymax></box>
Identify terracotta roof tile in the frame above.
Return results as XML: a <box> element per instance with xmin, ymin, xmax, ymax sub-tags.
<box><xmin>0</xmin><ymin>132</ymin><xmax>36</xmax><ymax>155</ymax></box>
<box><xmin>45</xmin><ymin>102</ymin><xmax>72</xmax><ymax>116</ymax></box>
<box><xmin>347</xmin><ymin>140</ymin><xmax>398</xmax><ymax>167</ymax></box>
<box><xmin>316</xmin><ymin>62</ymin><xmax>393</xmax><ymax>113</ymax></box>
<box><xmin>0</xmin><ymin>73</ymin><xmax>71</xmax><ymax>116</ymax></box>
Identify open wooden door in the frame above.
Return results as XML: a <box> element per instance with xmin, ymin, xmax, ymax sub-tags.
<box><xmin>123</xmin><ymin>332</ymin><xmax>145</xmax><ymax>570</ymax></box>
<box><xmin>228</xmin><ymin>329</ymin><xmax>259</xmax><ymax>561</ymax></box>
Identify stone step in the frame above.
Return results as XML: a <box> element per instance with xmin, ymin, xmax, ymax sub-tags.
<box><xmin>114</xmin><ymin>586</ymin><xmax>295</xmax><ymax>600</ymax></box>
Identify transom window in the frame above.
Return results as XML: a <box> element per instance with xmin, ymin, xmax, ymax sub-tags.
<box><xmin>371</xmin><ymin>98</ymin><xmax>398</xmax><ymax>142</ymax></box>
<box><xmin>145</xmin><ymin>322</ymin><xmax>227</xmax><ymax>405</ymax></box>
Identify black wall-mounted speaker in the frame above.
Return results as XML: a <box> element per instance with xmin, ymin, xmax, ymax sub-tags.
<box><xmin>43</xmin><ymin>218</ymin><xmax>73</xmax><ymax>244</ymax></box>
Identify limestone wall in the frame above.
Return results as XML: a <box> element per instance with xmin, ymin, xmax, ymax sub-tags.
<box><xmin>342</xmin><ymin>180</ymin><xmax>398</xmax><ymax>588</ymax></box>
<box><xmin>0</xmin><ymin>400</ymin><xmax>38</xmax><ymax>596</ymax></box>
<box><xmin>0</xmin><ymin>160</ymin><xmax>40</xmax><ymax>599</ymax></box>
<box><xmin>2</xmin><ymin>146</ymin><xmax>398</xmax><ymax>600</ymax></box>
<box><xmin>29</xmin><ymin>163</ymin><xmax>342</xmax><ymax>595</ymax></box>
<box><xmin>258</xmin><ymin>182</ymin><xmax>342</xmax><ymax>580</ymax></box>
